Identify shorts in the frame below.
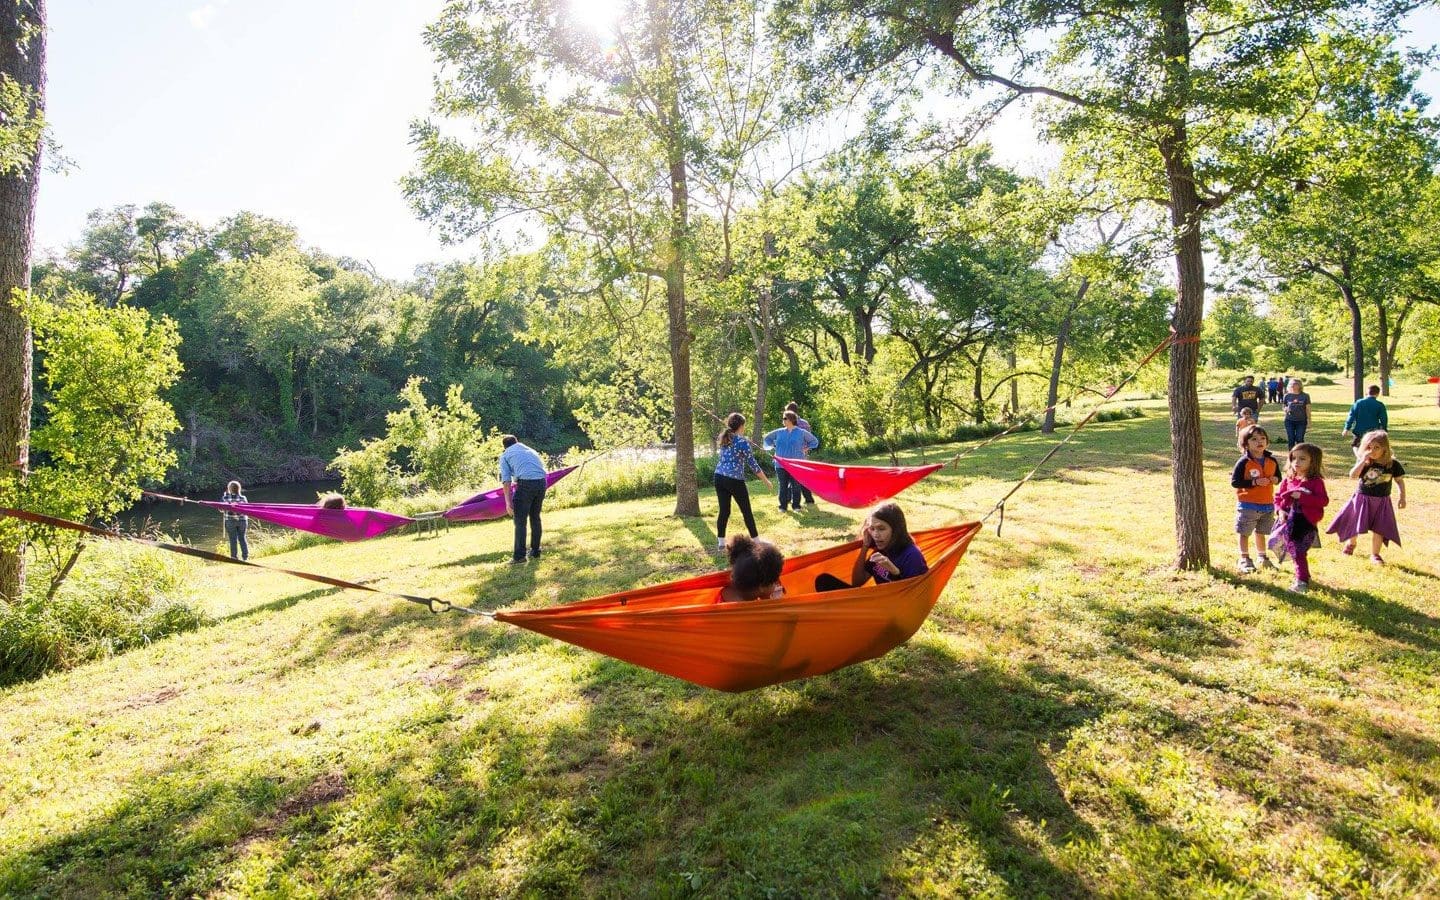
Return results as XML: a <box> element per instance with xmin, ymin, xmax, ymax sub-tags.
<box><xmin>1235</xmin><ymin>506</ymin><xmax>1274</xmax><ymax>536</ymax></box>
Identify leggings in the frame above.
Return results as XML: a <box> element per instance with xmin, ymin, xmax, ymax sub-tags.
<box><xmin>714</xmin><ymin>473</ymin><xmax>758</xmax><ymax>539</ymax></box>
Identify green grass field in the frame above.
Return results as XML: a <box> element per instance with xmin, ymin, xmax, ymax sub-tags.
<box><xmin>1</xmin><ymin>382</ymin><xmax>1436</xmax><ymax>898</ymax></box>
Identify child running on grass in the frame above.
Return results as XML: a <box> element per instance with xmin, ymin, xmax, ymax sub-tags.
<box><xmin>1327</xmin><ymin>429</ymin><xmax>1407</xmax><ymax>564</ymax></box>
<box><xmin>1231</xmin><ymin>424</ymin><xmax>1281</xmax><ymax>574</ymax></box>
<box><xmin>1268</xmin><ymin>442</ymin><xmax>1329</xmax><ymax>593</ymax></box>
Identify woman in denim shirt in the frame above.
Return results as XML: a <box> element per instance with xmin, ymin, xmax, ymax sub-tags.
<box><xmin>712</xmin><ymin>412</ymin><xmax>772</xmax><ymax>551</ymax></box>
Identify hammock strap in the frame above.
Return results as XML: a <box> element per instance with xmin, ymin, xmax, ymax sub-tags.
<box><xmin>981</xmin><ymin>331</ymin><xmax>1180</xmax><ymax>527</ymax></box>
<box><xmin>0</xmin><ymin>506</ymin><xmax>492</xmax><ymax>618</ymax></box>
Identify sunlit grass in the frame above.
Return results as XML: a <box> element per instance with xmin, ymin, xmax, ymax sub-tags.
<box><xmin>0</xmin><ymin>381</ymin><xmax>1436</xmax><ymax>896</ymax></box>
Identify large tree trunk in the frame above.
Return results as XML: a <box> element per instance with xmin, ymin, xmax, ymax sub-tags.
<box><xmin>1159</xmin><ymin>0</ymin><xmax>1209</xmax><ymax>571</ymax></box>
<box><xmin>655</xmin><ymin>0</ymin><xmax>699</xmax><ymax>517</ymax></box>
<box><xmin>1043</xmin><ymin>277</ymin><xmax>1087</xmax><ymax>434</ymax></box>
<box><xmin>0</xmin><ymin>0</ymin><xmax>46</xmax><ymax>602</ymax></box>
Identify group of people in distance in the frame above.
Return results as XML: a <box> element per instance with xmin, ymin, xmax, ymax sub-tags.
<box><xmin>1231</xmin><ymin>377</ymin><xmax>1407</xmax><ymax>593</ymax></box>
<box><xmin>712</xmin><ymin>403</ymin><xmax>929</xmax><ymax>603</ymax></box>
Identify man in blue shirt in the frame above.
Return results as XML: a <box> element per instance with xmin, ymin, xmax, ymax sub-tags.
<box><xmin>1343</xmin><ymin>385</ymin><xmax>1388</xmax><ymax>455</ymax></box>
<box><xmin>764</xmin><ymin>411</ymin><xmax>820</xmax><ymax>511</ymax></box>
<box><xmin>500</xmin><ymin>435</ymin><xmax>549</xmax><ymax>563</ymax></box>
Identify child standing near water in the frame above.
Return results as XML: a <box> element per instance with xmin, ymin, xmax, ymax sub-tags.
<box><xmin>1327</xmin><ymin>430</ymin><xmax>1407</xmax><ymax>563</ymax></box>
<box><xmin>1268</xmin><ymin>443</ymin><xmax>1329</xmax><ymax>593</ymax></box>
<box><xmin>220</xmin><ymin>480</ymin><xmax>249</xmax><ymax>561</ymax></box>
<box><xmin>1231</xmin><ymin>425</ymin><xmax>1280</xmax><ymax>575</ymax></box>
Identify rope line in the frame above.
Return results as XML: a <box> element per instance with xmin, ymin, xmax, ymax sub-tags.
<box><xmin>980</xmin><ymin>331</ymin><xmax>1178</xmax><ymax>527</ymax></box>
<box><xmin>0</xmin><ymin>507</ymin><xmax>492</xmax><ymax>618</ymax></box>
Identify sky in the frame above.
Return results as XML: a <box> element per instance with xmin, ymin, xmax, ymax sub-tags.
<box><xmin>33</xmin><ymin>2</ymin><xmax>1440</xmax><ymax>281</ymax></box>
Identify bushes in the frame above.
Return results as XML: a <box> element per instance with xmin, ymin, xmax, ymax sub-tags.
<box><xmin>331</xmin><ymin>377</ymin><xmax>499</xmax><ymax>505</ymax></box>
<box><xmin>0</xmin><ymin>540</ymin><xmax>207</xmax><ymax>687</ymax></box>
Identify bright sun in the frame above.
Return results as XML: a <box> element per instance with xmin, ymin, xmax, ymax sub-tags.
<box><xmin>567</xmin><ymin>0</ymin><xmax>628</xmax><ymax>37</ymax></box>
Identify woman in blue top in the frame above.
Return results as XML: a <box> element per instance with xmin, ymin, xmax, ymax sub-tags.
<box><xmin>713</xmin><ymin>412</ymin><xmax>772</xmax><ymax>551</ymax></box>
<box><xmin>815</xmin><ymin>502</ymin><xmax>928</xmax><ymax>592</ymax></box>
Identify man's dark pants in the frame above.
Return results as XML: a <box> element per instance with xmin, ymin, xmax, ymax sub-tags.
<box><xmin>512</xmin><ymin>478</ymin><xmax>547</xmax><ymax>561</ymax></box>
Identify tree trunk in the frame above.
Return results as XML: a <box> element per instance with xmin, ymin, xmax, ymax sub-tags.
<box><xmin>1044</xmin><ymin>277</ymin><xmax>1087</xmax><ymax>434</ymax></box>
<box><xmin>0</xmin><ymin>0</ymin><xmax>46</xmax><ymax>602</ymax></box>
<box><xmin>654</xmin><ymin>0</ymin><xmax>699</xmax><ymax>517</ymax></box>
<box><xmin>1159</xmin><ymin>0</ymin><xmax>1209</xmax><ymax>571</ymax></box>
<box><xmin>1006</xmin><ymin>348</ymin><xmax>1019</xmax><ymax>421</ymax></box>
<box><xmin>1340</xmin><ymin>276</ymin><xmax>1363</xmax><ymax>401</ymax></box>
<box><xmin>1374</xmin><ymin>300</ymin><xmax>1390</xmax><ymax>397</ymax></box>
<box><xmin>1385</xmin><ymin>300</ymin><xmax>1412</xmax><ymax>379</ymax></box>
<box><xmin>749</xmin><ymin>232</ymin><xmax>777</xmax><ymax>443</ymax></box>
<box><xmin>44</xmin><ymin>535</ymin><xmax>86</xmax><ymax>603</ymax></box>
<box><xmin>970</xmin><ymin>341</ymin><xmax>988</xmax><ymax>424</ymax></box>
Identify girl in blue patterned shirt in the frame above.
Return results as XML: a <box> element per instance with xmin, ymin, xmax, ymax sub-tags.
<box><xmin>713</xmin><ymin>412</ymin><xmax>772</xmax><ymax>551</ymax></box>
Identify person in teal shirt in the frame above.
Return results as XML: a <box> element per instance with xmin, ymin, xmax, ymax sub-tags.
<box><xmin>1343</xmin><ymin>385</ymin><xmax>1388</xmax><ymax>455</ymax></box>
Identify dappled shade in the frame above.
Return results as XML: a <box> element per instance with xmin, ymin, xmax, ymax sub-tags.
<box><xmin>496</xmin><ymin>522</ymin><xmax>982</xmax><ymax>692</ymax></box>
<box><xmin>776</xmin><ymin>458</ymin><xmax>946</xmax><ymax>509</ymax></box>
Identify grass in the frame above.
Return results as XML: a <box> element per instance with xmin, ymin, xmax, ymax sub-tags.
<box><xmin>0</xmin><ymin>381</ymin><xmax>1436</xmax><ymax>897</ymax></box>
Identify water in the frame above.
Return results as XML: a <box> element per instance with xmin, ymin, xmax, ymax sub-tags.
<box><xmin>117</xmin><ymin>479</ymin><xmax>342</xmax><ymax>548</ymax></box>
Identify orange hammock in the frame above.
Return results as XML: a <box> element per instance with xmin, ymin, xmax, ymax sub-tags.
<box><xmin>496</xmin><ymin>522</ymin><xmax>982</xmax><ymax>692</ymax></box>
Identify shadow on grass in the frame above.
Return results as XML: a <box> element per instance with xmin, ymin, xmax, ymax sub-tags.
<box><xmin>217</xmin><ymin>586</ymin><xmax>342</xmax><ymax>623</ymax></box>
<box><xmin>437</xmin><ymin>550</ymin><xmax>513</xmax><ymax>569</ymax></box>
<box><xmin>1214</xmin><ymin>571</ymin><xmax>1440</xmax><ymax>652</ymax></box>
<box><xmin>1</xmin><ymin>635</ymin><xmax>1114</xmax><ymax>897</ymax></box>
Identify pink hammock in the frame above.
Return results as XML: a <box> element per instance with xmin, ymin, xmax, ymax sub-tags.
<box><xmin>776</xmin><ymin>458</ymin><xmax>945</xmax><ymax>508</ymax></box>
<box><xmin>195</xmin><ymin>501</ymin><xmax>414</xmax><ymax>541</ymax></box>
<box><xmin>442</xmin><ymin>466</ymin><xmax>578</xmax><ymax>522</ymax></box>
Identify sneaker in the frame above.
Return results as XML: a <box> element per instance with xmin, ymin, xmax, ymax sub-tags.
<box><xmin>1371</xmin><ymin>554</ymin><xmax>1385</xmax><ymax>565</ymax></box>
<box><xmin>1341</xmin><ymin>543</ymin><xmax>1355</xmax><ymax>556</ymax></box>
<box><xmin>1290</xmin><ymin>580</ymin><xmax>1309</xmax><ymax>593</ymax></box>
<box><xmin>716</xmin><ymin>538</ymin><xmax>726</xmax><ymax>552</ymax></box>
<box><xmin>1258</xmin><ymin>555</ymin><xmax>1278</xmax><ymax>571</ymax></box>
<box><xmin>528</xmin><ymin>550</ymin><xmax>541</xmax><ymax>560</ymax></box>
<box><xmin>509</xmin><ymin>557</ymin><xmax>526</xmax><ymax>566</ymax></box>
<box><xmin>1237</xmin><ymin>556</ymin><xmax>1256</xmax><ymax>575</ymax></box>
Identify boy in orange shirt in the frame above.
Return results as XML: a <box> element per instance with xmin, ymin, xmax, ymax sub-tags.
<box><xmin>1230</xmin><ymin>424</ymin><xmax>1280</xmax><ymax>574</ymax></box>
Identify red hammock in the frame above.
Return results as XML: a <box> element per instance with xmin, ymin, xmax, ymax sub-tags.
<box><xmin>775</xmin><ymin>458</ymin><xmax>946</xmax><ymax>508</ymax></box>
<box><xmin>190</xmin><ymin>500</ymin><xmax>415</xmax><ymax>541</ymax></box>
<box><xmin>496</xmin><ymin>522</ymin><xmax>982</xmax><ymax>691</ymax></box>
<box><xmin>442</xmin><ymin>466</ymin><xmax>578</xmax><ymax>522</ymax></box>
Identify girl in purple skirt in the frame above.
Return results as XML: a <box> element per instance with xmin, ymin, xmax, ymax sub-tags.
<box><xmin>1327</xmin><ymin>430</ymin><xmax>1407</xmax><ymax>564</ymax></box>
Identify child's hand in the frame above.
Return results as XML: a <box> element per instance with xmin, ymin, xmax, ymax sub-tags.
<box><xmin>1398</xmin><ymin>496</ymin><xmax>1407</xmax><ymax>510</ymax></box>
<box><xmin>869</xmin><ymin>551</ymin><xmax>898</xmax><ymax>576</ymax></box>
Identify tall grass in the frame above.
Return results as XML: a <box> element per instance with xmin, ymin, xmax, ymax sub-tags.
<box><xmin>0</xmin><ymin>540</ymin><xmax>207</xmax><ymax>686</ymax></box>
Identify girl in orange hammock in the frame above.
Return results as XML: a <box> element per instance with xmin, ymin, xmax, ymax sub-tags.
<box><xmin>716</xmin><ymin>535</ymin><xmax>785</xmax><ymax>603</ymax></box>
<box><xmin>815</xmin><ymin>502</ymin><xmax>929</xmax><ymax>592</ymax></box>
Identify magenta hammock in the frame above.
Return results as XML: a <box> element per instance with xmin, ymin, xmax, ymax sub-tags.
<box><xmin>775</xmin><ymin>458</ymin><xmax>946</xmax><ymax>508</ymax></box>
<box><xmin>192</xmin><ymin>500</ymin><xmax>414</xmax><ymax>541</ymax></box>
<box><xmin>442</xmin><ymin>466</ymin><xmax>578</xmax><ymax>522</ymax></box>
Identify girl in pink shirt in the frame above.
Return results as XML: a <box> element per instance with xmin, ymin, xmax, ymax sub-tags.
<box><xmin>1268</xmin><ymin>442</ymin><xmax>1329</xmax><ymax>593</ymax></box>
